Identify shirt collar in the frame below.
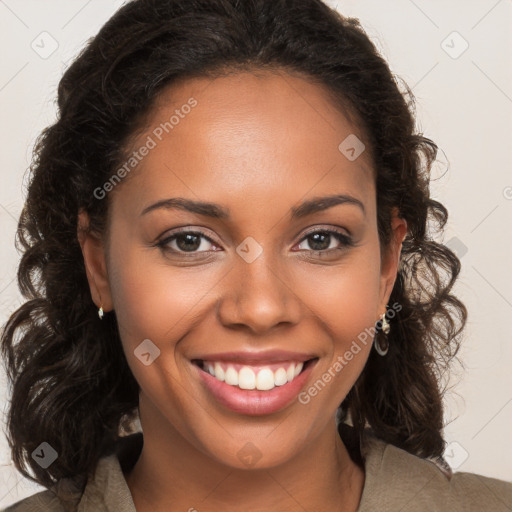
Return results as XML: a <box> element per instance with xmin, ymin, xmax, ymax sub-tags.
<box><xmin>67</xmin><ymin>424</ymin><xmax>424</xmax><ymax>511</ymax></box>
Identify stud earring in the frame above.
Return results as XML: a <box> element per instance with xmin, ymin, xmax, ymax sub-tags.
<box><xmin>374</xmin><ymin>311</ymin><xmax>390</xmax><ymax>356</ymax></box>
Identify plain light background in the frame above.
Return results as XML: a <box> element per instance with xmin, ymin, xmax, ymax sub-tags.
<box><xmin>1</xmin><ymin>0</ymin><xmax>511</xmax><ymax>507</ymax></box>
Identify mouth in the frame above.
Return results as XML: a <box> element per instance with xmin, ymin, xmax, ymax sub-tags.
<box><xmin>191</xmin><ymin>357</ymin><xmax>319</xmax><ymax>416</ymax></box>
<box><xmin>191</xmin><ymin>358</ymin><xmax>317</xmax><ymax>391</ymax></box>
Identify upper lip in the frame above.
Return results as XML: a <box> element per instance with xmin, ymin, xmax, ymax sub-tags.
<box><xmin>191</xmin><ymin>349</ymin><xmax>317</xmax><ymax>364</ymax></box>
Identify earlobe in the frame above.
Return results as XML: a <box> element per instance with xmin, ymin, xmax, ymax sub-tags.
<box><xmin>378</xmin><ymin>209</ymin><xmax>408</xmax><ymax>313</ymax></box>
<box><xmin>77</xmin><ymin>210</ymin><xmax>113</xmax><ymax>313</ymax></box>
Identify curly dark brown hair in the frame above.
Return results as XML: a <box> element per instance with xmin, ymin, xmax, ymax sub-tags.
<box><xmin>1</xmin><ymin>0</ymin><xmax>467</xmax><ymax>490</ymax></box>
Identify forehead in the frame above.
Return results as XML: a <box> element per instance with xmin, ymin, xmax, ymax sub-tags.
<box><xmin>111</xmin><ymin>69</ymin><xmax>375</xmax><ymax>221</ymax></box>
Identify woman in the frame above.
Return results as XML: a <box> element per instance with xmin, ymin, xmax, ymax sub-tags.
<box><xmin>1</xmin><ymin>0</ymin><xmax>511</xmax><ymax>510</ymax></box>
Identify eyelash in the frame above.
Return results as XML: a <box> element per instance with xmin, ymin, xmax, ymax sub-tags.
<box><xmin>155</xmin><ymin>227</ymin><xmax>355</xmax><ymax>257</ymax></box>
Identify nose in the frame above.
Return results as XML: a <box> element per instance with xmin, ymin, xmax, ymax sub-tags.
<box><xmin>217</xmin><ymin>252</ymin><xmax>303</xmax><ymax>334</ymax></box>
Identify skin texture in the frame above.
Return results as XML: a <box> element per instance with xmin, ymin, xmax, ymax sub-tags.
<box><xmin>78</xmin><ymin>69</ymin><xmax>407</xmax><ymax>512</ymax></box>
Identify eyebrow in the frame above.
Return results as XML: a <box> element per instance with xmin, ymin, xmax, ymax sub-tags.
<box><xmin>140</xmin><ymin>193</ymin><xmax>365</xmax><ymax>219</ymax></box>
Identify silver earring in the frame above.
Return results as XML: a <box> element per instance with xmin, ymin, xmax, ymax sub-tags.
<box><xmin>374</xmin><ymin>312</ymin><xmax>390</xmax><ymax>356</ymax></box>
<box><xmin>382</xmin><ymin>314</ymin><xmax>390</xmax><ymax>334</ymax></box>
<box><xmin>98</xmin><ymin>306</ymin><xmax>104</xmax><ymax>320</ymax></box>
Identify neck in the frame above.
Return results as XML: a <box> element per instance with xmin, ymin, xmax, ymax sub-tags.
<box><xmin>125</xmin><ymin>404</ymin><xmax>364</xmax><ymax>512</ymax></box>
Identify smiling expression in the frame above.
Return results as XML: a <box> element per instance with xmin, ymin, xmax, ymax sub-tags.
<box><xmin>80</xmin><ymin>68</ymin><xmax>405</xmax><ymax>469</ymax></box>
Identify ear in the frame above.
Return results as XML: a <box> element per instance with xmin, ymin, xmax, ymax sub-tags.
<box><xmin>378</xmin><ymin>208</ymin><xmax>407</xmax><ymax>315</ymax></box>
<box><xmin>77</xmin><ymin>209</ymin><xmax>113</xmax><ymax>312</ymax></box>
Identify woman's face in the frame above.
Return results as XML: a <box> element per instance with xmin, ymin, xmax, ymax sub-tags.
<box><xmin>80</xmin><ymin>69</ymin><xmax>406</xmax><ymax>469</ymax></box>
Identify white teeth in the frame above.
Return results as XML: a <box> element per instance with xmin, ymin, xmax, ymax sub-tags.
<box><xmin>238</xmin><ymin>367</ymin><xmax>256</xmax><ymax>390</ymax></box>
<box><xmin>256</xmin><ymin>368</ymin><xmax>275</xmax><ymax>390</ymax></box>
<box><xmin>203</xmin><ymin>361</ymin><xmax>306</xmax><ymax>390</ymax></box>
<box><xmin>224</xmin><ymin>366</ymin><xmax>238</xmax><ymax>385</ymax></box>
<box><xmin>274</xmin><ymin>367</ymin><xmax>288</xmax><ymax>386</ymax></box>
<box><xmin>286</xmin><ymin>364</ymin><xmax>295</xmax><ymax>382</ymax></box>
<box><xmin>214</xmin><ymin>362</ymin><xmax>225</xmax><ymax>382</ymax></box>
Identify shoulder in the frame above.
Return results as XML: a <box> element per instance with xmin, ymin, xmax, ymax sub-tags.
<box><xmin>0</xmin><ymin>457</ymin><xmax>114</xmax><ymax>512</ymax></box>
<box><xmin>1</xmin><ymin>490</ymin><xmax>66</xmax><ymax>512</ymax></box>
<box><xmin>449</xmin><ymin>470</ymin><xmax>512</xmax><ymax>511</ymax></box>
<box><xmin>358</xmin><ymin>432</ymin><xmax>512</xmax><ymax>512</ymax></box>
<box><xmin>0</xmin><ymin>472</ymin><xmax>86</xmax><ymax>512</ymax></box>
<box><xmin>1</xmin><ymin>434</ymin><xmax>142</xmax><ymax>512</ymax></box>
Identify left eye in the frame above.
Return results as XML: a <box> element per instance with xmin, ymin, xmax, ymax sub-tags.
<box><xmin>295</xmin><ymin>229</ymin><xmax>353</xmax><ymax>252</ymax></box>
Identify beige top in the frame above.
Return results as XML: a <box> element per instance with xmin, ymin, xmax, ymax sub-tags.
<box><xmin>2</xmin><ymin>424</ymin><xmax>511</xmax><ymax>512</ymax></box>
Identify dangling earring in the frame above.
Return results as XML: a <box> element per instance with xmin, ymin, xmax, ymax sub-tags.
<box><xmin>96</xmin><ymin>287</ymin><xmax>105</xmax><ymax>320</ymax></box>
<box><xmin>374</xmin><ymin>311</ymin><xmax>390</xmax><ymax>356</ymax></box>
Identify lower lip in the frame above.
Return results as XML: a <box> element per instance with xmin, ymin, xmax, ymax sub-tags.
<box><xmin>194</xmin><ymin>360</ymin><xmax>317</xmax><ymax>416</ymax></box>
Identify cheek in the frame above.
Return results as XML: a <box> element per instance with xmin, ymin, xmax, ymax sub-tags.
<box><xmin>108</xmin><ymin>243</ymin><xmax>216</xmax><ymax>347</ymax></box>
<box><xmin>109</xmin><ymin>229</ymin><xmax>383</xmax><ymax>351</ymax></box>
<box><xmin>298</xmin><ymin>243</ymin><xmax>383</xmax><ymax>341</ymax></box>
<box><xmin>294</xmin><ymin>248</ymin><xmax>382</xmax><ymax>412</ymax></box>
<box><xmin>107</xmin><ymin>243</ymin><xmax>208</xmax><ymax>422</ymax></box>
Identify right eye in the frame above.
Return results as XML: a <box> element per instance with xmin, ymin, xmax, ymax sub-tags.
<box><xmin>156</xmin><ymin>230</ymin><xmax>221</xmax><ymax>255</ymax></box>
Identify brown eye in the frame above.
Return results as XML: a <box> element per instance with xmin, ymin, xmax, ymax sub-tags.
<box><xmin>296</xmin><ymin>229</ymin><xmax>354</xmax><ymax>254</ymax></box>
<box><xmin>156</xmin><ymin>230</ymin><xmax>218</xmax><ymax>254</ymax></box>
